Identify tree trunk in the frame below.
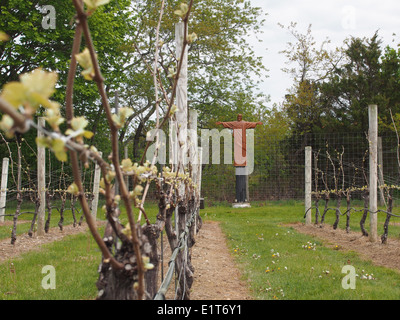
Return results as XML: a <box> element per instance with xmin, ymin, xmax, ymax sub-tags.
<box><xmin>28</xmin><ymin>197</ymin><xmax>40</xmax><ymax>237</ymax></box>
<box><xmin>314</xmin><ymin>197</ymin><xmax>320</xmax><ymax>225</ymax></box>
<box><xmin>96</xmin><ymin>224</ymin><xmax>151</xmax><ymax>300</ymax></box>
<box><xmin>345</xmin><ymin>193</ymin><xmax>351</xmax><ymax>233</ymax></box>
<box><xmin>320</xmin><ymin>194</ymin><xmax>329</xmax><ymax>227</ymax></box>
<box><xmin>45</xmin><ymin>192</ymin><xmax>53</xmax><ymax>233</ymax></box>
<box><xmin>142</xmin><ymin>192</ymin><xmax>167</xmax><ymax>298</ymax></box>
<box><xmin>360</xmin><ymin>190</ymin><xmax>369</xmax><ymax>237</ymax></box>
<box><xmin>333</xmin><ymin>194</ymin><xmax>341</xmax><ymax>230</ymax></box>
<box><xmin>381</xmin><ymin>194</ymin><xmax>393</xmax><ymax>244</ymax></box>
<box><xmin>97</xmin><ymin>260</ymin><xmax>138</xmax><ymax>300</ymax></box>
<box><xmin>71</xmin><ymin>194</ymin><xmax>77</xmax><ymax>227</ymax></box>
<box><xmin>10</xmin><ymin>191</ymin><xmax>22</xmax><ymax>245</ymax></box>
<box><xmin>58</xmin><ymin>193</ymin><xmax>66</xmax><ymax>231</ymax></box>
<box><xmin>143</xmin><ymin>223</ymin><xmax>162</xmax><ymax>299</ymax></box>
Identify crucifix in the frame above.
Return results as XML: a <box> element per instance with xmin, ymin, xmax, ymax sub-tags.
<box><xmin>216</xmin><ymin>114</ymin><xmax>262</xmax><ymax>206</ymax></box>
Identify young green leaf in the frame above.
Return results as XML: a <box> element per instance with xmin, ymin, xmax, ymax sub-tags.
<box><xmin>67</xmin><ymin>182</ymin><xmax>80</xmax><ymax>196</ymax></box>
<box><xmin>132</xmin><ymin>185</ymin><xmax>144</xmax><ymax>196</ymax></box>
<box><xmin>142</xmin><ymin>256</ymin><xmax>154</xmax><ymax>271</ymax></box>
<box><xmin>122</xmin><ymin>222</ymin><xmax>131</xmax><ymax>237</ymax></box>
<box><xmin>174</xmin><ymin>3</ymin><xmax>189</xmax><ymax>18</ymax></box>
<box><xmin>83</xmin><ymin>0</ymin><xmax>110</xmax><ymax>12</ymax></box>
<box><xmin>72</xmin><ymin>117</ymin><xmax>88</xmax><ymax>131</ymax></box>
<box><xmin>0</xmin><ymin>82</ymin><xmax>29</xmax><ymax>109</ymax></box>
<box><xmin>0</xmin><ymin>115</ymin><xmax>14</xmax><ymax>137</ymax></box>
<box><xmin>0</xmin><ymin>68</ymin><xmax>57</xmax><ymax>114</ymax></box>
<box><xmin>121</xmin><ymin>158</ymin><xmax>134</xmax><ymax>172</ymax></box>
<box><xmin>0</xmin><ymin>31</ymin><xmax>10</xmax><ymax>42</ymax></box>
<box><xmin>169</xmin><ymin>104</ymin><xmax>178</xmax><ymax>116</ymax></box>
<box><xmin>105</xmin><ymin>170</ymin><xmax>116</xmax><ymax>183</ymax></box>
<box><xmin>83</xmin><ymin>130</ymin><xmax>94</xmax><ymax>139</ymax></box>
<box><xmin>36</xmin><ymin>136</ymin><xmax>50</xmax><ymax>149</ymax></box>
<box><xmin>187</xmin><ymin>32</ymin><xmax>198</xmax><ymax>43</ymax></box>
<box><xmin>20</xmin><ymin>68</ymin><xmax>58</xmax><ymax>101</ymax></box>
<box><xmin>112</xmin><ymin>107</ymin><xmax>134</xmax><ymax>128</ymax></box>
<box><xmin>75</xmin><ymin>48</ymin><xmax>95</xmax><ymax>80</ymax></box>
<box><xmin>45</xmin><ymin>107</ymin><xmax>64</xmax><ymax>131</ymax></box>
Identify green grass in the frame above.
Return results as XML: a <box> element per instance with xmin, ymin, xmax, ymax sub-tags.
<box><xmin>0</xmin><ymin>201</ymin><xmax>160</xmax><ymax>300</ymax></box>
<box><xmin>202</xmin><ymin>201</ymin><xmax>400</xmax><ymax>300</ymax></box>
<box><xmin>1</xmin><ymin>200</ymin><xmax>400</xmax><ymax>300</ymax></box>
<box><xmin>0</xmin><ymin>230</ymin><xmax>101</xmax><ymax>299</ymax></box>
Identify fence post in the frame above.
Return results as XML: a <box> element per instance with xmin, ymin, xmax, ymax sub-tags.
<box><xmin>369</xmin><ymin>104</ymin><xmax>378</xmax><ymax>242</ymax></box>
<box><xmin>188</xmin><ymin>109</ymin><xmax>198</xmax><ymax>186</ymax></box>
<box><xmin>197</xmin><ymin>147</ymin><xmax>203</xmax><ymax>197</ymax></box>
<box><xmin>189</xmin><ymin>109</ymin><xmax>199</xmax><ymax>233</ymax></box>
<box><xmin>91</xmin><ymin>152</ymin><xmax>102</xmax><ymax>220</ymax></box>
<box><xmin>37</xmin><ymin>117</ymin><xmax>46</xmax><ymax>236</ymax></box>
<box><xmin>0</xmin><ymin>157</ymin><xmax>9</xmax><ymax>223</ymax></box>
<box><xmin>305</xmin><ymin>146</ymin><xmax>312</xmax><ymax>225</ymax></box>
<box><xmin>196</xmin><ymin>147</ymin><xmax>203</xmax><ymax>235</ymax></box>
<box><xmin>175</xmin><ymin>21</ymin><xmax>188</xmax><ymax>181</ymax></box>
<box><xmin>174</xmin><ymin>21</ymin><xmax>188</xmax><ymax>234</ymax></box>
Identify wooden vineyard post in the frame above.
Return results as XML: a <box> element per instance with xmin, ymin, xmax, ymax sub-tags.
<box><xmin>189</xmin><ymin>109</ymin><xmax>199</xmax><ymax>233</ymax></box>
<box><xmin>37</xmin><ymin>117</ymin><xmax>46</xmax><ymax>236</ymax></box>
<box><xmin>305</xmin><ymin>146</ymin><xmax>312</xmax><ymax>225</ymax></box>
<box><xmin>196</xmin><ymin>146</ymin><xmax>203</xmax><ymax>235</ymax></box>
<box><xmin>189</xmin><ymin>108</ymin><xmax>198</xmax><ymax>191</ymax></box>
<box><xmin>91</xmin><ymin>152</ymin><xmax>102</xmax><ymax>220</ymax></box>
<box><xmin>369</xmin><ymin>104</ymin><xmax>378</xmax><ymax>242</ymax></box>
<box><xmin>0</xmin><ymin>157</ymin><xmax>9</xmax><ymax>223</ymax></box>
<box><xmin>174</xmin><ymin>21</ymin><xmax>188</xmax><ymax>234</ymax></box>
<box><xmin>175</xmin><ymin>21</ymin><xmax>188</xmax><ymax>183</ymax></box>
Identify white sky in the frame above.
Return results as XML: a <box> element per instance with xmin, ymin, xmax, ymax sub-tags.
<box><xmin>248</xmin><ymin>0</ymin><xmax>400</xmax><ymax>107</ymax></box>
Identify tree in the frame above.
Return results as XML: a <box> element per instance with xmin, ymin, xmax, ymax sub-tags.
<box><xmin>252</xmin><ymin>106</ymin><xmax>291</xmax><ymax>199</ymax></box>
<box><xmin>279</xmin><ymin>22</ymin><xmax>341</xmax><ymax>135</ymax></box>
<box><xmin>318</xmin><ymin>32</ymin><xmax>386</xmax><ymax>133</ymax></box>
<box><xmin>1</xmin><ymin>0</ymin><xmax>268</xmax><ymax>166</ymax></box>
<box><xmin>0</xmin><ymin>0</ymin><xmax>134</xmax><ymax>162</ymax></box>
<box><xmin>117</xmin><ymin>0</ymin><xmax>268</xmax><ymax>161</ymax></box>
<box><xmin>377</xmin><ymin>45</ymin><xmax>400</xmax><ymax>133</ymax></box>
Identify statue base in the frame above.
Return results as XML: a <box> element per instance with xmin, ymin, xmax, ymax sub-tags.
<box><xmin>232</xmin><ymin>202</ymin><xmax>251</xmax><ymax>208</ymax></box>
<box><xmin>235</xmin><ymin>166</ymin><xmax>249</xmax><ymax>204</ymax></box>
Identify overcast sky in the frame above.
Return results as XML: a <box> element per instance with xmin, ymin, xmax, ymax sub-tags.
<box><xmin>248</xmin><ymin>0</ymin><xmax>400</xmax><ymax>107</ymax></box>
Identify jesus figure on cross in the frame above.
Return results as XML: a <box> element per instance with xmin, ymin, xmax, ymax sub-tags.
<box><xmin>216</xmin><ymin>114</ymin><xmax>262</xmax><ymax>167</ymax></box>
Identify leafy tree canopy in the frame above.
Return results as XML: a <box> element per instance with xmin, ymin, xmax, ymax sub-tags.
<box><xmin>280</xmin><ymin>24</ymin><xmax>400</xmax><ymax>136</ymax></box>
<box><xmin>0</xmin><ymin>0</ymin><xmax>135</xmax><ymax>157</ymax></box>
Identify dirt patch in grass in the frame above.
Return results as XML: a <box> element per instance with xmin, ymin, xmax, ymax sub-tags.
<box><xmin>289</xmin><ymin>222</ymin><xmax>400</xmax><ymax>272</ymax></box>
<box><xmin>0</xmin><ymin>220</ymin><xmax>31</xmax><ymax>227</ymax></box>
<box><xmin>190</xmin><ymin>220</ymin><xmax>252</xmax><ymax>300</ymax></box>
<box><xmin>0</xmin><ymin>222</ymin><xmax>101</xmax><ymax>264</ymax></box>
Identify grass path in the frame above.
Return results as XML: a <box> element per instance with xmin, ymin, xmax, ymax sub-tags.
<box><xmin>203</xmin><ymin>202</ymin><xmax>400</xmax><ymax>300</ymax></box>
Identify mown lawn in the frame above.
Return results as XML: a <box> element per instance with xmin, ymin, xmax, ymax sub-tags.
<box><xmin>0</xmin><ymin>231</ymin><xmax>101</xmax><ymax>300</ymax></box>
<box><xmin>203</xmin><ymin>201</ymin><xmax>400</xmax><ymax>300</ymax></box>
<box><xmin>1</xmin><ymin>200</ymin><xmax>400</xmax><ymax>300</ymax></box>
<box><xmin>0</xmin><ymin>201</ymin><xmax>158</xmax><ymax>300</ymax></box>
